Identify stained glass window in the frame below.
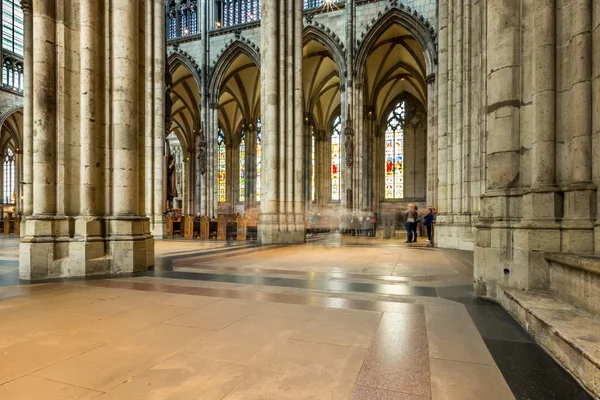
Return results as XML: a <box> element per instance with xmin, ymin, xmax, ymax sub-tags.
<box><xmin>331</xmin><ymin>116</ymin><xmax>341</xmax><ymax>201</ymax></box>
<box><xmin>179</xmin><ymin>0</ymin><xmax>197</xmax><ymax>36</ymax></box>
<box><xmin>218</xmin><ymin>128</ymin><xmax>226</xmax><ymax>202</ymax></box>
<box><xmin>2</xmin><ymin>0</ymin><xmax>23</xmax><ymax>56</ymax></box>
<box><xmin>384</xmin><ymin>101</ymin><xmax>406</xmax><ymax>199</ymax></box>
<box><xmin>303</xmin><ymin>0</ymin><xmax>339</xmax><ymax>9</ymax></box>
<box><xmin>256</xmin><ymin>119</ymin><xmax>261</xmax><ymax>202</ymax></box>
<box><xmin>2</xmin><ymin>58</ymin><xmax>22</xmax><ymax>92</ymax></box>
<box><xmin>3</xmin><ymin>147</ymin><xmax>14</xmax><ymax>204</ymax></box>
<box><xmin>239</xmin><ymin>131</ymin><xmax>245</xmax><ymax>202</ymax></box>
<box><xmin>167</xmin><ymin>1</ymin><xmax>177</xmax><ymax>39</ymax></box>
<box><xmin>222</xmin><ymin>0</ymin><xmax>261</xmax><ymax>28</ymax></box>
<box><xmin>311</xmin><ymin>127</ymin><xmax>315</xmax><ymax>202</ymax></box>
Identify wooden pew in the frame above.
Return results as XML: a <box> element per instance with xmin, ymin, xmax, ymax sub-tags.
<box><xmin>236</xmin><ymin>215</ymin><xmax>247</xmax><ymax>241</ymax></box>
<box><xmin>200</xmin><ymin>216</ymin><xmax>209</xmax><ymax>240</ymax></box>
<box><xmin>217</xmin><ymin>215</ymin><xmax>226</xmax><ymax>240</ymax></box>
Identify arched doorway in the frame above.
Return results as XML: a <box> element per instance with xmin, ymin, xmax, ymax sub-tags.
<box><xmin>167</xmin><ymin>56</ymin><xmax>201</xmax><ymax>215</ymax></box>
<box><xmin>0</xmin><ymin>108</ymin><xmax>22</xmax><ymax>223</ymax></box>
<box><xmin>212</xmin><ymin>45</ymin><xmax>261</xmax><ymax>218</ymax></box>
<box><xmin>356</xmin><ymin>12</ymin><xmax>432</xmax><ymax>218</ymax></box>
<box><xmin>302</xmin><ymin>34</ymin><xmax>343</xmax><ymax>216</ymax></box>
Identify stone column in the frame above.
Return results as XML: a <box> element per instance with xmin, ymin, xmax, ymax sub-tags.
<box><xmin>435</xmin><ymin>0</ymin><xmax>450</xmax><ymax>235</ymax></box>
<box><xmin>593</xmin><ymin>1</ymin><xmax>600</xmax><ymax>253</ymax></box>
<box><xmin>570</xmin><ymin>0</ymin><xmax>593</xmax><ymax>185</ymax></box>
<box><xmin>151</xmin><ymin>0</ymin><xmax>166</xmax><ymax>237</ymax></box>
<box><xmin>20</xmin><ymin>0</ymin><xmax>33</xmax><ymax>217</ymax></box>
<box><xmin>531</xmin><ymin>0</ymin><xmax>556</xmax><ymax>189</ymax></box>
<box><xmin>80</xmin><ymin>0</ymin><xmax>98</xmax><ymax>216</ymax></box>
<box><xmin>475</xmin><ymin>0</ymin><xmax>523</xmax><ymax>296</ymax></box>
<box><xmin>563</xmin><ymin>0</ymin><xmax>594</xmax><ymax>253</ymax></box>
<box><xmin>112</xmin><ymin>0</ymin><xmax>139</xmax><ymax>216</ymax></box>
<box><xmin>32</xmin><ymin>0</ymin><xmax>56</xmax><ymax>216</ymax></box>
<box><xmin>259</xmin><ymin>0</ymin><xmax>305</xmax><ymax>243</ymax></box>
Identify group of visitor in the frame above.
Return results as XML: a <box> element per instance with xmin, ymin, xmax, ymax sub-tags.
<box><xmin>339</xmin><ymin>212</ymin><xmax>378</xmax><ymax>237</ymax></box>
<box><xmin>404</xmin><ymin>204</ymin><xmax>436</xmax><ymax>243</ymax></box>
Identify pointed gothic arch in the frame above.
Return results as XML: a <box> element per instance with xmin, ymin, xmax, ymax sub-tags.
<box><xmin>355</xmin><ymin>6</ymin><xmax>437</xmax><ymax>83</ymax></box>
<box><xmin>209</xmin><ymin>40</ymin><xmax>261</xmax><ymax>105</ymax></box>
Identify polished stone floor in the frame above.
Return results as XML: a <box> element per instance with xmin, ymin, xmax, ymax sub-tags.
<box><xmin>0</xmin><ymin>234</ymin><xmax>593</xmax><ymax>399</ymax></box>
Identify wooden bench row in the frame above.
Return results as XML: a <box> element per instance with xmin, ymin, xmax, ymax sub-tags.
<box><xmin>166</xmin><ymin>215</ymin><xmax>257</xmax><ymax>241</ymax></box>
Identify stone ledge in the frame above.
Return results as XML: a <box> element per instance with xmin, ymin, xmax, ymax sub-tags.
<box><xmin>499</xmin><ymin>287</ymin><xmax>600</xmax><ymax>398</ymax></box>
<box><xmin>545</xmin><ymin>253</ymin><xmax>600</xmax><ymax>276</ymax></box>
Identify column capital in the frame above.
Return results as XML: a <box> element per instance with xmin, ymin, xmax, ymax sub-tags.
<box><xmin>19</xmin><ymin>0</ymin><xmax>32</xmax><ymax>12</ymax></box>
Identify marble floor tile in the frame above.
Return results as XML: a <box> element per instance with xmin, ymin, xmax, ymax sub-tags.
<box><xmin>429</xmin><ymin>358</ymin><xmax>515</xmax><ymax>400</ymax></box>
<box><xmin>292</xmin><ymin>311</ymin><xmax>380</xmax><ymax>349</ymax></box>
<box><xmin>162</xmin><ymin>298</ymin><xmax>263</xmax><ymax>330</ymax></box>
<box><xmin>183</xmin><ymin>314</ymin><xmax>304</xmax><ymax>367</ymax></box>
<box><xmin>223</xmin><ymin>347</ymin><xmax>367</xmax><ymax>400</ymax></box>
<box><xmin>94</xmin><ymin>354</ymin><xmax>250</xmax><ymax>400</ymax></box>
<box><xmin>0</xmin><ymin>376</ymin><xmax>101</xmax><ymax>400</ymax></box>
<box><xmin>252</xmin><ymin>301</ymin><xmax>323</xmax><ymax>320</ymax></box>
<box><xmin>351</xmin><ymin>385</ymin><xmax>429</xmax><ymax>400</ymax></box>
<box><xmin>33</xmin><ymin>324</ymin><xmax>210</xmax><ymax>392</ymax></box>
<box><xmin>0</xmin><ymin>335</ymin><xmax>102</xmax><ymax>385</ymax></box>
<box><xmin>425</xmin><ymin>305</ymin><xmax>496</xmax><ymax>365</ymax></box>
<box><xmin>55</xmin><ymin>304</ymin><xmax>196</xmax><ymax>343</ymax></box>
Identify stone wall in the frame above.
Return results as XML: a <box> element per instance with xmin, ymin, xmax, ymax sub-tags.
<box><xmin>0</xmin><ymin>90</ymin><xmax>23</xmax><ymax>119</ymax></box>
<box><xmin>433</xmin><ymin>0</ymin><xmax>600</xmax><ymax>300</ymax></box>
<box><xmin>20</xmin><ymin>0</ymin><xmax>165</xmax><ymax>280</ymax></box>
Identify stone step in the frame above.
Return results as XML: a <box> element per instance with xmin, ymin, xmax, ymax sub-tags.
<box><xmin>499</xmin><ymin>287</ymin><xmax>600</xmax><ymax>398</ymax></box>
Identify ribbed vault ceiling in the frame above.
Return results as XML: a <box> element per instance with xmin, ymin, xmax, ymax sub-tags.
<box><xmin>170</xmin><ymin>63</ymin><xmax>201</xmax><ymax>152</ymax></box>
<box><xmin>218</xmin><ymin>53</ymin><xmax>260</xmax><ymax>138</ymax></box>
<box><xmin>303</xmin><ymin>39</ymin><xmax>340</xmax><ymax>131</ymax></box>
<box><xmin>0</xmin><ymin>109</ymin><xmax>22</xmax><ymax>151</ymax></box>
<box><xmin>364</xmin><ymin>23</ymin><xmax>426</xmax><ymax>118</ymax></box>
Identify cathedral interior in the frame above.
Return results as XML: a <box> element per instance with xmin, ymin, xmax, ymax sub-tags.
<box><xmin>0</xmin><ymin>0</ymin><xmax>599</xmax><ymax>399</ymax></box>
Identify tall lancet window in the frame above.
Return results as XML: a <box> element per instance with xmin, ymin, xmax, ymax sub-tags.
<box><xmin>384</xmin><ymin>101</ymin><xmax>406</xmax><ymax>199</ymax></box>
<box><xmin>218</xmin><ymin>128</ymin><xmax>226</xmax><ymax>202</ymax></box>
<box><xmin>2</xmin><ymin>0</ymin><xmax>24</xmax><ymax>56</ymax></box>
<box><xmin>311</xmin><ymin>126</ymin><xmax>316</xmax><ymax>202</ymax></box>
<box><xmin>3</xmin><ymin>148</ymin><xmax>15</xmax><ymax>204</ymax></box>
<box><xmin>167</xmin><ymin>1</ymin><xmax>177</xmax><ymax>39</ymax></box>
<box><xmin>256</xmin><ymin>118</ymin><xmax>261</xmax><ymax>202</ymax></box>
<box><xmin>331</xmin><ymin>116</ymin><xmax>341</xmax><ymax>201</ymax></box>
<box><xmin>222</xmin><ymin>0</ymin><xmax>261</xmax><ymax>27</ymax></box>
<box><xmin>180</xmin><ymin>0</ymin><xmax>197</xmax><ymax>35</ymax></box>
<box><xmin>239</xmin><ymin>130</ymin><xmax>245</xmax><ymax>202</ymax></box>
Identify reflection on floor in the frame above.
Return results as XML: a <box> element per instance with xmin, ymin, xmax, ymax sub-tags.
<box><xmin>0</xmin><ymin>235</ymin><xmax>593</xmax><ymax>399</ymax></box>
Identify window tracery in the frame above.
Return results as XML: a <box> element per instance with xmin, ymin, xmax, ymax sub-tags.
<box><xmin>3</xmin><ymin>147</ymin><xmax>15</xmax><ymax>204</ymax></box>
<box><xmin>384</xmin><ymin>101</ymin><xmax>406</xmax><ymax>199</ymax></box>
<box><xmin>256</xmin><ymin>118</ymin><xmax>261</xmax><ymax>202</ymax></box>
<box><xmin>218</xmin><ymin>128</ymin><xmax>226</xmax><ymax>202</ymax></box>
<box><xmin>239</xmin><ymin>130</ymin><xmax>245</xmax><ymax>202</ymax></box>
<box><xmin>2</xmin><ymin>0</ymin><xmax>23</xmax><ymax>56</ymax></box>
<box><xmin>331</xmin><ymin>116</ymin><xmax>341</xmax><ymax>201</ymax></box>
<box><xmin>221</xmin><ymin>0</ymin><xmax>260</xmax><ymax>28</ymax></box>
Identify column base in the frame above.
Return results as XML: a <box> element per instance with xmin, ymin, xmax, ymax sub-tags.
<box><xmin>259</xmin><ymin>214</ymin><xmax>306</xmax><ymax>244</ymax></box>
<box><xmin>19</xmin><ymin>216</ymin><xmax>154</xmax><ymax>281</ymax></box>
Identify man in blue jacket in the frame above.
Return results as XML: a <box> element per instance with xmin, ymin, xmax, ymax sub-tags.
<box><xmin>424</xmin><ymin>208</ymin><xmax>434</xmax><ymax>243</ymax></box>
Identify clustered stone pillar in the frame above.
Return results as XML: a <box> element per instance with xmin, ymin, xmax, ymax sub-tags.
<box><xmin>20</xmin><ymin>0</ymin><xmax>33</xmax><ymax>218</ymax></box>
<box><xmin>259</xmin><ymin>0</ymin><xmax>305</xmax><ymax>243</ymax></box>
<box><xmin>20</xmin><ymin>0</ymin><xmax>159</xmax><ymax>280</ymax></box>
<box><xmin>593</xmin><ymin>1</ymin><xmax>600</xmax><ymax>253</ymax></box>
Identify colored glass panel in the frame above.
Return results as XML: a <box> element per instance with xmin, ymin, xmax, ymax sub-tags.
<box><xmin>311</xmin><ymin>129</ymin><xmax>315</xmax><ymax>202</ymax></box>
<box><xmin>256</xmin><ymin>119</ymin><xmax>261</xmax><ymax>202</ymax></box>
<box><xmin>331</xmin><ymin>116</ymin><xmax>341</xmax><ymax>201</ymax></box>
<box><xmin>239</xmin><ymin>132</ymin><xmax>245</xmax><ymax>202</ymax></box>
<box><xmin>3</xmin><ymin>147</ymin><xmax>14</xmax><ymax>204</ymax></box>
<box><xmin>384</xmin><ymin>101</ymin><xmax>406</xmax><ymax>199</ymax></box>
<box><xmin>218</xmin><ymin>129</ymin><xmax>226</xmax><ymax>202</ymax></box>
<box><xmin>2</xmin><ymin>0</ymin><xmax>23</xmax><ymax>56</ymax></box>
